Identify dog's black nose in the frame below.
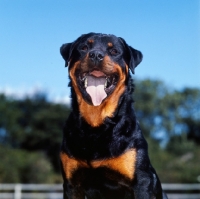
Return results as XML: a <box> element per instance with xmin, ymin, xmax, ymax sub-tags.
<box><xmin>89</xmin><ymin>50</ymin><xmax>104</xmax><ymax>62</ymax></box>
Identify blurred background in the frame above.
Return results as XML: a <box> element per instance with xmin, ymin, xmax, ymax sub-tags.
<box><xmin>0</xmin><ymin>0</ymin><xmax>200</xmax><ymax>185</ymax></box>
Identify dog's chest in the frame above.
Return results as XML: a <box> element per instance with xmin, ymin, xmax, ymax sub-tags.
<box><xmin>60</xmin><ymin>149</ymin><xmax>137</xmax><ymax>186</ymax></box>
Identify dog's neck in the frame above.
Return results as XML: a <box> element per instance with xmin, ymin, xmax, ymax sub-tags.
<box><xmin>63</xmin><ymin>76</ymin><xmax>137</xmax><ymax>160</ymax></box>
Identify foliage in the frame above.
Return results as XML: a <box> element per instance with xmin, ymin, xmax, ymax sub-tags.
<box><xmin>147</xmin><ymin>135</ymin><xmax>200</xmax><ymax>183</ymax></box>
<box><xmin>0</xmin><ymin>145</ymin><xmax>60</xmax><ymax>183</ymax></box>
<box><xmin>0</xmin><ymin>93</ymin><xmax>70</xmax><ymax>181</ymax></box>
<box><xmin>134</xmin><ymin>79</ymin><xmax>200</xmax><ymax>143</ymax></box>
<box><xmin>0</xmin><ymin>78</ymin><xmax>200</xmax><ymax>183</ymax></box>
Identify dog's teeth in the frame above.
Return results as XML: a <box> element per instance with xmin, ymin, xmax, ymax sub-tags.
<box><xmin>104</xmin><ymin>79</ymin><xmax>107</xmax><ymax>88</ymax></box>
<box><xmin>84</xmin><ymin>77</ymin><xmax>88</xmax><ymax>88</ymax></box>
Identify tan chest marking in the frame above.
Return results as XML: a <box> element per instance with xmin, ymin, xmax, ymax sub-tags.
<box><xmin>60</xmin><ymin>152</ymin><xmax>88</xmax><ymax>180</ymax></box>
<box><xmin>60</xmin><ymin>149</ymin><xmax>137</xmax><ymax>180</ymax></box>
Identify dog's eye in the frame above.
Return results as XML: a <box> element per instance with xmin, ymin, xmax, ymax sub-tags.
<box><xmin>110</xmin><ymin>49</ymin><xmax>118</xmax><ymax>55</ymax></box>
<box><xmin>81</xmin><ymin>45</ymin><xmax>88</xmax><ymax>51</ymax></box>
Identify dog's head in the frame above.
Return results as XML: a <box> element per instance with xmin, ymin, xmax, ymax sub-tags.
<box><xmin>60</xmin><ymin>33</ymin><xmax>142</xmax><ymax>107</ymax></box>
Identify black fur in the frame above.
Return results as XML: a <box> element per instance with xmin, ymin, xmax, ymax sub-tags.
<box><xmin>60</xmin><ymin>33</ymin><xmax>168</xmax><ymax>199</ymax></box>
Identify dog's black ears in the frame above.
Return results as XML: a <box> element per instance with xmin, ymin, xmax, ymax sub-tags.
<box><xmin>60</xmin><ymin>43</ymin><xmax>73</xmax><ymax>67</ymax></box>
<box><xmin>60</xmin><ymin>36</ymin><xmax>82</xmax><ymax>67</ymax></box>
<box><xmin>119</xmin><ymin>37</ymin><xmax>143</xmax><ymax>74</ymax></box>
<box><xmin>60</xmin><ymin>33</ymin><xmax>96</xmax><ymax>67</ymax></box>
<box><xmin>128</xmin><ymin>46</ymin><xmax>143</xmax><ymax>74</ymax></box>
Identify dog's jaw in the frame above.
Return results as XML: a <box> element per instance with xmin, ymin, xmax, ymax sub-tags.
<box><xmin>69</xmin><ymin>61</ymin><xmax>127</xmax><ymax>127</ymax></box>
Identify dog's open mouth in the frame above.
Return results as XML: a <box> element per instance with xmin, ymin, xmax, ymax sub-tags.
<box><xmin>79</xmin><ymin>70</ymin><xmax>118</xmax><ymax>106</ymax></box>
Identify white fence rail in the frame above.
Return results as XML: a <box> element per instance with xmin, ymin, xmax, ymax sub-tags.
<box><xmin>0</xmin><ymin>183</ymin><xmax>200</xmax><ymax>199</ymax></box>
<box><xmin>0</xmin><ymin>184</ymin><xmax>62</xmax><ymax>199</ymax></box>
<box><xmin>162</xmin><ymin>184</ymin><xmax>200</xmax><ymax>199</ymax></box>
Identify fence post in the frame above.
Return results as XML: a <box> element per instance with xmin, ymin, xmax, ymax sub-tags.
<box><xmin>14</xmin><ymin>184</ymin><xmax>21</xmax><ymax>199</ymax></box>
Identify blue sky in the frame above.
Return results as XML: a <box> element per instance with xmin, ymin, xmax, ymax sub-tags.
<box><xmin>0</xmin><ymin>0</ymin><xmax>199</xmax><ymax>103</ymax></box>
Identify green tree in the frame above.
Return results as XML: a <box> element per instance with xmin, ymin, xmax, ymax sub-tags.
<box><xmin>0</xmin><ymin>145</ymin><xmax>58</xmax><ymax>183</ymax></box>
<box><xmin>134</xmin><ymin>79</ymin><xmax>200</xmax><ymax>144</ymax></box>
<box><xmin>0</xmin><ymin>93</ymin><xmax>71</xmax><ymax>177</ymax></box>
<box><xmin>0</xmin><ymin>94</ymin><xmax>23</xmax><ymax>147</ymax></box>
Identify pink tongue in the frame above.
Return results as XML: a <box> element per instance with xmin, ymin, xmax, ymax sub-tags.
<box><xmin>90</xmin><ymin>70</ymin><xmax>106</xmax><ymax>77</ymax></box>
<box><xmin>86</xmin><ymin>75</ymin><xmax>107</xmax><ymax>106</ymax></box>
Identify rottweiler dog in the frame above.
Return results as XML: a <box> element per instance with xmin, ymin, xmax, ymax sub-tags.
<box><xmin>60</xmin><ymin>33</ymin><xmax>168</xmax><ymax>199</ymax></box>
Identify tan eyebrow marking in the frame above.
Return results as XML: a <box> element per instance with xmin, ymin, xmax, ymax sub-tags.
<box><xmin>88</xmin><ymin>39</ymin><xmax>94</xmax><ymax>44</ymax></box>
<box><xmin>107</xmin><ymin>42</ymin><xmax>113</xmax><ymax>47</ymax></box>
